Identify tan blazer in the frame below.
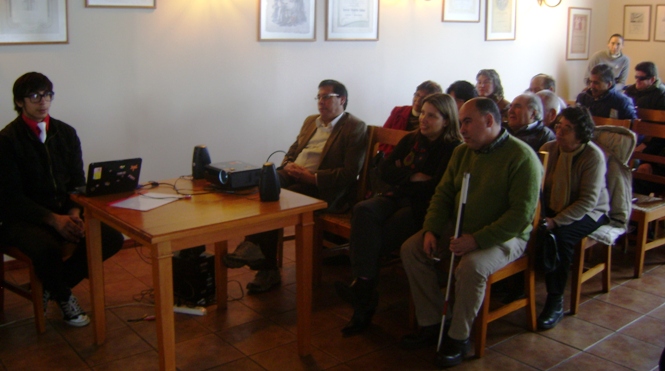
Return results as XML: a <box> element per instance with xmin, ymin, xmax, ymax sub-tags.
<box><xmin>282</xmin><ymin>112</ymin><xmax>368</xmax><ymax>212</ymax></box>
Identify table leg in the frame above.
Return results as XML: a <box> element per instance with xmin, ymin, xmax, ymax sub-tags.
<box><xmin>85</xmin><ymin>216</ymin><xmax>106</xmax><ymax>345</ymax></box>
<box><xmin>635</xmin><ymin>219</ymin><xmax>648</xmax><ymax>278</ymax></box>
<box><xmin>214</xmin><ymin>241</ymin><xmax>228</xmax><ymax>310</ymax></box>
<box><xmin>152</xmin><ymin>242</ymin><xmax>176</xmax><ymax>371</ymax></box>
<box><xmin>296</xmin><ymin>211</ymin><xmax>314</xmax><ymax>356</ymax></box>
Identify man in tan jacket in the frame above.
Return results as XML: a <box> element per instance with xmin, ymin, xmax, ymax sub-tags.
<box><xmin>223</xmin><ymin>79</ymin><xmax>368</xmax><ymax>293</ymax></box>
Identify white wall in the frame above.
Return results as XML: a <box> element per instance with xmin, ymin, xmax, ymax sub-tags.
<box><xmin>0</xmin><ymin>0</ymin><xmax>611</xmax><ymax>181</ymax></box>
<box><xmin>608</xmin><ymin>0</ymin><xmax>665</xmax><ymax>87</ymax></box>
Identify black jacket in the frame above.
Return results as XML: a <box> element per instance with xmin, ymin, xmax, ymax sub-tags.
<box><xmin>0</xmin><ymin>116</ymin><xmax>85</xmax><ymax>225</ymax></box>
<box><xmin>624</xmin><ymin>80</ymin><xmax>665</xmax><ymax>110</ymax></box>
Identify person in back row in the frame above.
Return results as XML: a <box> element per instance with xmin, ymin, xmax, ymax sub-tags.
<box><xmin>475</xmin><ymin>69</ymin><xmax>511</xmax><ymax>122</ymax></box>
<box><xmin>536</xmin><ymin>90</ymin><xmax>563</xmax><ymax>129</ymax></box>
<box><xmin>222</xmin><ymin>79</ymin><xmax>368</xmax><ymax>293</ymax></box>
<box><xmin>336</xmin><ymin>93</ymin><xmax>463</xmax><ymax>337</ymax></box>
<box><xmin>585</xmin><ymin>34</ymin><xmax>630</xmax><ymax>90</ymax></box>
<box><xmin>0</xmin><ymin>72</ymin><xmax>124</xmax><ymax>327</ymax></box>
<box><xmin>624</xmin><ymin>61</ymin><xmax>665</xmax><ymax>110</ymax></box>
<box><xmin>446</xmin><ymin>81</ymin><xmax>478</xmax><ymax>111</ymax></box>
<box><xmin>379</xmin><ymin>80</ymin><xmax>443</xmax><ymax>156</ymax></box>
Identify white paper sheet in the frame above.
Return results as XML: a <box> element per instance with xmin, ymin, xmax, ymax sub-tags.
<box><xmin>110</xmin><ymin>192</ymin><xmax>183</xmax><ymax>211</ymax></box>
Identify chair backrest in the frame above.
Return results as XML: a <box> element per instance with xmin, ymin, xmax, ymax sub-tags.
<box><xmin>593</xmin><ymin>126</ymin><xmax>636</xmax><ymax>229</ymax></box>
<box><xmin>631</xmin><ymin>118</ymin><xmax>665</xmax><ymax>186</ymax></box>
<box><xmin>355</xmin><ymin>126</ymin><xmax>410</xmax><ymax>202</ymax></box>
<box><xmin>592</xmin><ymin>116</ymin><xmax>632</xmax><ymax>129</ymax></box>
<box><xmin>637</xmin><ymin>108</ymin><xmax>665</xmax><ymax>124</ymax></box>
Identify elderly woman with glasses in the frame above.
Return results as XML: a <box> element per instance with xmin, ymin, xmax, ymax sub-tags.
<box><xmin>336</xmin><ymin>93</ymin><xmax>463</xmax><ymax>336</ymax></box>
<box><xmin>537</xmin><ymin>106</ymin><xmax>610</xmax><ymax>330</ymax></box>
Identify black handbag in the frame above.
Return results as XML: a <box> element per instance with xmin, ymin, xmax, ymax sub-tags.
<box><xmin>536</xmin><ymin>221</ymin><xmax>560</xmax><ymax>273</ymax></box>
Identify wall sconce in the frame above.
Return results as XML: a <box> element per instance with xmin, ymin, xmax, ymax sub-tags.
<box><xmin>538</xmin><ymin>0</ymin><xmax>562</xmax><ymax>7</ymax></box>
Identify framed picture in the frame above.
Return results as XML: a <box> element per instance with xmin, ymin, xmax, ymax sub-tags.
<box><xmin>623</xmin><ymin>5</ymin><xmax>651</xmax><ymax>41</ymax></box>
<box><xmin>443</xmin><ymin>0</ymin><xmax>480</xmax><ymax>23</ymax></box>
<box><xmin>259</xmin><ymin>0</ymin><xmax>316</xmax><ymax>41</ymax></box>
<box><xmin>656</xmin><ymin>5</ymin><xmax>665</xmax><ymax>42</ymax></box>
<box><xmin>0</xmin><ymin>0</ymin><xmax>68</xmax><ymax>45</ymax></box>
<box><xmin>566</xmin><ymin>7</ymin><xmax>591</xmax><ymax>60</ymax></box>
<box><xmin>86</xmin><ymin>0</ymin><xmax>155</xmax><ymax>7</ymax></box>
<box><xmin>326</xmin><ymin>0</ymin><xmax>379</xmax><ymax>41</ymax></box>
<box><xmin>485</xmin><ymin>0</ymin><xmax>516</xmax><ymax>41</ymax></box>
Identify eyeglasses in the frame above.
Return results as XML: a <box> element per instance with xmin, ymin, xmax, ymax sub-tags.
<box><xmin>315</xmin><ymin>93</ymin><xmax>339</xmax><ymax>101</ymax></box>
<box><xmin>26</xmin><ymin>91</ymin><xmax>54</xmax><ymax>103</ymax></box>
<box><xmin>635</xmin><ymin>75</ymin><xmax>651</xmax><ymax>81</ymax></box>
<box><xmin>553</xmin><ymin>122</ymin><xmax>574</xmax><ymax>135</ymax></box>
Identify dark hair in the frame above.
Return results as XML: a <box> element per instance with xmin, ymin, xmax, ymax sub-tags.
<box><xmin>590</xmin><ymin>64</ymin><xmax>615</xmax><ymax>86</ymax></box>
<box><xmin>532</xmin><ymin>73</ymin><xmax>556</xmax><ymax>92</ymax></box>
<box><xmin>559</xmin><ymin>106</ymin><xmax>595</xmax><ymax>144</ymax></box>
<box><xmin>446</xmin><ymin>81</ymin><xmax>478</xmax><ymax>103</ymax></box>
<box><xmin>476</xmin><ymin>69</ymin><xmax>505</xmax><ymax>102</ymax></box>
<box><xmin>608</xmin><ymin>33</ymin><xmax>624</xmax><ymax>43</ymax></box>
<box><xmin>319</xmin><ymin>79</ymin><xmax>348</xmax><ymax>109</ymax></box>
<box><xmin>472</xmin><ymin>97</ymin><xmax>501</xmax><ymax>126</ymax></box>
<box><xmin>421</xmin><ymin>93</ymin><xmax>463</xmax><ymax>143</ymax></box>
<box><xmin>416</xmin><ymin>80</ymin><xmax>443</xmax><ymax>95</ymax></box>
<box><xmin>635</xmin><ymin>61</ymin><xmax>658</xmax><ymax>79</ymax></box>
<box><xmin>13</xmin><ymin>72</ymin><xmax>53</xmax><ymax>114</ymax></box>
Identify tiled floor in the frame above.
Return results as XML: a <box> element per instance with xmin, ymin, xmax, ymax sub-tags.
<box><xmin>2</xmin><ymin>234</ymin><xmax>665</xmax><ymax>370</ymax></box>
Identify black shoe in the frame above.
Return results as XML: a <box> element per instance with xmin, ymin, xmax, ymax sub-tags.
<box><xmin>338</xmin><ymin>278</ymin><xmax>378</xmax><ymax>336</ymax></box>
<box><xmin>400</xmin><ymin>323</ymin><xmax>441</xmax><ymax>350</ymax></box>
<box><xmin>537</xmin><ymin>294</ymin><xmax>564</xmax><ymax>330</ymax></box>
<box><xmin>435</xmin><ymin>337</ymin><xmax>469</xmax><ymax>368</ymax></box>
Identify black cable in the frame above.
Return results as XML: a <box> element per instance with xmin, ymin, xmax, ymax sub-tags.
<box><xmin>265</xmin><ymin>150</ymin><xmax>286</xmax><ymax>164</ymax></box>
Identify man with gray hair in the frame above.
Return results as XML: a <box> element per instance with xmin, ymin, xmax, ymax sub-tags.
<box><xmin>536</xmin><ymin>90</ymin><xmax>563</xmax><ymax>129</ymax></box>
<box><xmin>506</xmin><ymin>92</ymin><xmax>555</xmax><ymax>152</ymax></box>
<box><xmin>576</xmin><ymin>64</ymin><xmax>636</xmax><ymax>120</ymax></box>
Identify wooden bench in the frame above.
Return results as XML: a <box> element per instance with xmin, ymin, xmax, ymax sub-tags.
<box><xmin>311</xmin><ymin>125</ymin><xmax>409</xmax><ymax>285</ymax></box>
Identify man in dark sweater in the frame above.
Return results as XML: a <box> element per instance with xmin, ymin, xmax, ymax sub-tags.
<box><xmin>506</xmin><ymin>93</ymin><xmax>555</xmax><ymax>152</ymax></box>
<box><xmin>0</xmin><ymin>72</ymin><xmax>123</xmax><ymax>327</ymax></box>
<box><xmin>624</xmin><ymin>61</ymin><xmax>665</xmax><ymax>110</ymax></box>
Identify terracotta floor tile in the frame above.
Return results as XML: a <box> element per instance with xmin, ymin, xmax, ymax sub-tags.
<box><xmin>623</xmin><ymin>273</ymin><xmax>665</xmax><ymax>298</ymax></box>
<box><xmin>195</xmin><ymin>301</ymin><xmax>262</xmax><ymax>332</ymax></box>
<box><xmin>448</xmin><ymin>348</ymin><xmax>539</xmax><ymax>370</ymax></box>
<box><xmin>310</xmin><ymin>326</ymin><xmax>392</xmax><ymax>363</ymax></box>
<box><xmin>206</xmin><ymin>357</ymin><xmax>267</xmax><ymax>371</ymax></box>
<box><xmin>64</xmin><ymin>325</ymin><xmax>153</xmax><ymax>366</ymax></box>
<box><xmin>491</xmin><ymin>332</ymin><xmax>580</xmax><ymax>370</ymax></box>
<box><xmin>0</xmin><ymin>321</ymin><xmax>65</xmax><ymax>358</ymax></box>
<box><xmin>92</xmin><ymin>350</ymin><xmax>160</xmax><ymax>371</ymax></box>
<box><xmin>549</xmin><ymin>352</ymin><xmax>632</xmax><ymax>371</ymax></box>
<box><xmin>175</xmin><ymin>333</ymin><xmax>244</xmax><ymax>371</ymax></box>
<box><xmin>218</xmin><ymin>318</ymin><xmax>296</xmax><ymax>355</ymax></box>
<box><xmin>648</xmin><ymin>303</ymin><xmax>665</xmax><ymax>321</ymax></box>
<box><xmin>619</xmin><ymin>315</ymin><xmax>665</xmax><ymax>348</ymax></box>
<box><xmin>587</xmin><ymin>333</ymin><xmax>662</xmax><ymax>370</ymax></box>
<box><xmin>1</xmin><ymin>341</ymin><xmax>88</xmax><ymax>370</ymax></box>
<box><xmin>574</xmin><ymin>298</ymin><xmax>642</xmax><ymax>331</ymax></box>
<box><xmin>595</xmin><ymin>285</ymin><xmax>665</xmax><ymax>314</ymax></box>
<box><xmin>538</xmin><ymin>315</ymin><xmax>613</xmax><ymax>350</ymax></box>
<box><xmin>344</xmin><ymin>345</ymin><xmax>434</xmax><ymax>370</ymax></box>
<box><xmin>269</xmin><ymin>307</ymin><xmax>348</xmax><ymax>335</ymax></box>
<box><xmin>250</xmin><ymin>341</ymin><xmax>341</xmax><ymax>371</ymax></box>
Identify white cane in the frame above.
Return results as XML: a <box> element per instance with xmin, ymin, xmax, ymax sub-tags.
<box><xmin>436</xmin><ymin>172</ymin><xmax>471</xmax><ymax>353</ymax></box>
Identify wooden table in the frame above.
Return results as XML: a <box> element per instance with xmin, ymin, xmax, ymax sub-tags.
<box><xmin>72</xmin><ymin>179</ymin><xmax>327</xmax><ymax>370</ymax></box>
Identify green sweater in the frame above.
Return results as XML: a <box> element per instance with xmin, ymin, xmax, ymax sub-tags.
<box><xmin>423</xmin><ymin>131</ymin><xmax>542</xmax><ymax>249</ymax></box>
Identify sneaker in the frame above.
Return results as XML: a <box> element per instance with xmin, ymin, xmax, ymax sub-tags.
<box><xmin>58</xmin><ymin>294</ymin><xmax>91</xmax><ymax>327</ymax></box>
<box><xmin>223</xmin><ymin>241</ymin><xmax>266</xmax><ymax>269</ymax></box>
<box><xmin>246</xmin><ymin>269</ymin><xmax>281</xmax><ymax>293</ymax></box>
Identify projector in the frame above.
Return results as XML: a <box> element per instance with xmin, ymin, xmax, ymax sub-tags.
<box><xmin>204</xmin><ymin>161</ymin><xmax>261</xmax><ymax>189</ymax></box>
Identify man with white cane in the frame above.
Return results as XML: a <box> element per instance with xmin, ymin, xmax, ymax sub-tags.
<box><xmin>399</xmin><ymin>98</ymin><xmax>542</xmax><ymax>368</ymax></box>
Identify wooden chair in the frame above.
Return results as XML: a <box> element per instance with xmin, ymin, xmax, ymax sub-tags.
<box><xmin>630</xmin><ymin>112</ymin><xmax>665</xmax><ymax>277</ymax></box>
<box><xmin>312</xmin><ymin>125</ymin><xmax>409</xmax><ymax>285</ymax></box>
<box><xmin>591</xmin><ymin>116</ymin><xmax>633</xmax><ymax>129</ymax></box>
<box><xmin>472</xmin><ymin>151</ymin><xmax>548</xmax><ymax>358</ymax></box>
<box><xmin>0</xmin><ymin>246</ymin><xmax>46</xmax><ymax>334</ymax></box>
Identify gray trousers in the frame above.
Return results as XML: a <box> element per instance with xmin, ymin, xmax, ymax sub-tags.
<box><xmin>400</xmin><ymin>228</ymin><xmax>526</xmax><ymax>341</ymax></box>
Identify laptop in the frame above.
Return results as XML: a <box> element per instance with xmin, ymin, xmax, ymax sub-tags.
<box><xmin>78</xmin><ymin>158</ymin><xmax>142</xmax><ymax>197</ymax></box>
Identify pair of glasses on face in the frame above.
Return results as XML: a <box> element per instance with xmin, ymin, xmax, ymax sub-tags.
<box><xmin>635</xmin><ymin>75</ymin><xmax>651</xmax><ymax>81</ymax></box>
<box><xmin>553</xmin><ymin>122</ymin><xmax>574</xmax><ymax>135</ymax></box>
<box><xmin>26</xmin><ymin>91</ymin><xmax>55</xmax><ymax>103</ymax></box>
<box><xmin>314</xmin><ymin>93</ymin><xmax>339</xmax><ymax>101</ymax></box>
